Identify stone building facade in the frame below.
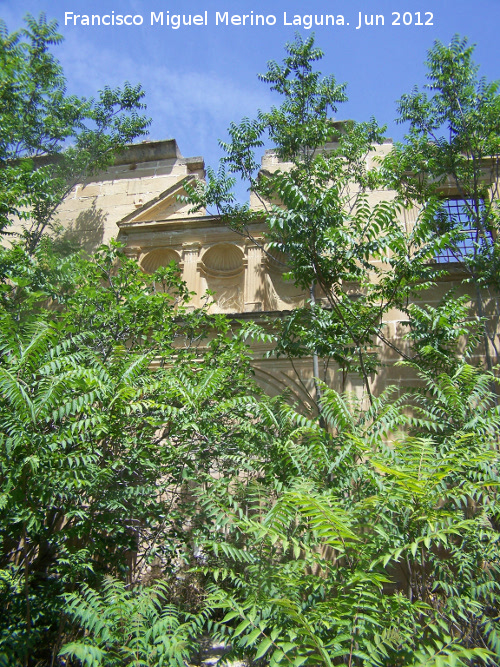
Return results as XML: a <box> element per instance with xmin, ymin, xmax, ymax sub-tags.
<box><xmin>27</xmin><ymin>138</ymin><xmax>494</xmax><ymax>406</ymax></box>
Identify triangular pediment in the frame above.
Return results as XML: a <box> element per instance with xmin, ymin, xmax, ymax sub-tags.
<box><xmin>118</xmin><ymin>176</ymin><xmax>198</xmax><ymax>228</ymax></box>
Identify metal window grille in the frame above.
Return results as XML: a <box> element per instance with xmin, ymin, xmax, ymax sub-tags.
<box><xmin>434</xmin><ymin>198</ymin><xmax>491</xmax><ymax>263</ymax></box>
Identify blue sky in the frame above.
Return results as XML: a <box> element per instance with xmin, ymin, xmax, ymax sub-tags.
<box><xmin>1</xmin><ymin>0</ymin><xmax>499</xmax><ymax>191</ymax></box>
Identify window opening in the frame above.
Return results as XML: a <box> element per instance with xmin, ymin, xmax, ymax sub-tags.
<box><xmin>434</xmin><ymin>198</ymin><xmax>492</xmax><ymax>263</ymax></box>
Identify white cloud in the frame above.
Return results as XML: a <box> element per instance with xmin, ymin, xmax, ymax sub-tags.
<box><xmin>59</xmin><ymin>33</ymin><xmax>273</xmax><ymax>162</ymax></box>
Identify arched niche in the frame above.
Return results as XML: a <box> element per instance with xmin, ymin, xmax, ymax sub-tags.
<box><xmin>264</xmin><ymin>249</ymin><xmax>305</xmax><ymax>311</ymax></box>
<box><xmin>200</xmin><ymin>243</ymin><xmax>245</xmax><ymax>313</ymax></box>
<box><xmin>140</xmin><ymin>248</ymin><xmax>181</xmax><ymax>274</ymax></box>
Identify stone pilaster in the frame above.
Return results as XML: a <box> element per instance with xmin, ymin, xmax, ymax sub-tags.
<box><xmin>182</xmin><ymin>242</ymin><xmax>201</xmax><ymax>306</ymax></box>
<box><xmin>244</xmin><ymin>241</ymin><xmax>264</xmax><ymax>312</ymax></box>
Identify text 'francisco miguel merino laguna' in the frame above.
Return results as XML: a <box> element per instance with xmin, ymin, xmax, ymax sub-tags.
<box><xmin>64</xmin><ymin>11</ymin><xmax>347</xmax><ymax>29</ymax></box>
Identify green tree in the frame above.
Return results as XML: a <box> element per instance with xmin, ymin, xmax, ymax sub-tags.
<box><xmin>0</xmin><ymin>244</ymin><xmax>265</xmax><ymax>665</ymax></box>
<box><xmin>2</xmin><ymin>27</ymin><xmax>499</xmax><ymax>667</ymax></box>
<box><xmin>194</xmin><ymin>365</ymin><xmax>500</xmax><ymax>666</ymax></box>
<box><xmin>0</xmin><ymin>13</ymin><xmax>150</xmax><ymax>252</ymax></box>
<box><xmin>383</xmin><ymin>35</ymin><xmax>500</xmax><ymax>371</ymax></box>
<box><xmin>183</xmin><ymin>33</ymin><xmax>500</xmax><ymax>667</ymax></box>
<box><xmin>187</xmin><ymin>35</ymin><xmax>472</xmax><ymax>407</ymax></box>
<box><xmin>0</xmin><ymin>16</ymin><xmax>269</xmax><ymax>664</ymax></box>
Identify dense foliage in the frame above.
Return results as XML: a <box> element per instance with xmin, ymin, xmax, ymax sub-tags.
<box><xmin>188</xmin><ymin>36</ymin><xmax>495</xmax><ymax>407</ymax></box>
<box><xmin>0</xmin><ymin>18</ymin><xmax>499</xmax><ymax>667</ymax></box>
<box><xmin>383</xmin><ymin>35</ymin><xmax>500</xmax><ymax>372</ymax></box>
<box><xmin>0</xmin><ymin>240</ymin><xmax>268</xmax><ymax>664</ymax></box>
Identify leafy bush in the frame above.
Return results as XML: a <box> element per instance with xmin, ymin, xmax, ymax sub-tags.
<box><xmin>60</xmin><ymin>576</ymin><xmax>205</xmax><ymax>667</ymax></box>
<box><xmin>194</xmin><ymin>367</ymin><xmax>500</xmax><ymax>666</ymax></box>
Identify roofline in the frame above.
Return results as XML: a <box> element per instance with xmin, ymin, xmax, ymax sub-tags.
<box><xmin>13</xmin><ymin>138</ymin><xmax>205</xmax><ymax>171</ymax></box>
